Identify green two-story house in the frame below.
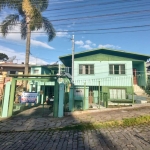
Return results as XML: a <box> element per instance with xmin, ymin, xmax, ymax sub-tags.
<box><xmin>60</xmin><ymin>48</ymin><xmax>150</xmax><ymax>109</ymax></box>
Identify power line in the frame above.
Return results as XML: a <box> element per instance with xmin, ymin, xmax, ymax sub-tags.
<box><xmin>0</xmin><ymin>1</ymin><xmax>148</xmax><ymax>18</ymax></box>
<box><xmin>1</xmin><ymin>24</ymin><xmax>150</xmax><ymax>33</ymax></box>
<box><xmin>0</xmin><ymin>0</ymin><xmax>144</xmax><ymax>15</ymax></box>
<box><xmin>52</xmin><ymin>15</ymin><xmax>150</xmax><ymax>28</ymax></box>
<box><xmin>43</xmin><ymin>2</ymin><xmax>150</xmax><ymax>18</ymax></box>
<box><xmin>1</xmin><ymin>9</ymin><xmax>150</xmax><ymax>27</ymax></box>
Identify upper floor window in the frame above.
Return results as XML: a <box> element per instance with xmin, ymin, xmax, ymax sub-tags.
<box><xmin>79</xmin><ymin>64</ymin><xmax>94</xmax><ymax>74</ymax></box>
<box><xmin>109</xmin><ymin>64</ymin><xmax>125</xmax><ymax>75</ymax></box>
<box><xmin>33</xmin><ymin>69</ymin><xmax>39</xmax><ymax>74</ymax></box>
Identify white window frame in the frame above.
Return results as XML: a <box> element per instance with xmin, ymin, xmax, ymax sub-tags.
<box><xmin>109</xmin><ymin>89</ymin><xmax>126</xmax><ymax>99</ymax></box>
<box><xmin>109</xmin><ymin>64</ymin><xmax>125</xmax><ymax>75</ymax></box>
<box><xmin>33</xmin><ymin>69</ymin><xmax>39</xmax><ymax>74</ymax></box>
<box><xmin>79</xmin><ymin>64</ymin><xmax>94</xmax><ymax>75</ymax></box>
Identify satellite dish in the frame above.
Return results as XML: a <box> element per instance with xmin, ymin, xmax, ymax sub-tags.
<box><xmin>6</xmin><ymin>56</ymin><xmax>16</xmax><ymax>62</ymax></box>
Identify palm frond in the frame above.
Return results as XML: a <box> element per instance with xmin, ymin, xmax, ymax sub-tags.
<box><xmin>30</xmin><ymin>0</ymin><xmax>49</xmax><ymax>12</ymax></box>
<box><xmin>18</xmin><ymin>5</ymin><xmax>25</xmax><ymax>17</ymax></box>
<box><xmin>42</xmin><ymin>17</ymin><xmax>56</xmax><ymax>41</ymax></box>
<box><xmin>0</xmin><ymin>0</ymin><xmax>21</xmax><ymax>11</ymax></box>
<box><xmin>1</xmin><ymin>14</ymin><xmax>19</xmax><ymax>37</ymax></box>
<box><xmin>30</xmin><ymin>7</ymin><xmax>43</xmax><ymax>30</ymax></box>
<box><xmin>21</xmin><ymin>17</ymin><xmax>27</xmax><ymax>39</ymax></box>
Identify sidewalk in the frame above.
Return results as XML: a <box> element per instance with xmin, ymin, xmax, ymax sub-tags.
<box><xmin>0</xmin><ymin>104</ymin><xmax>150</xmax><ymax>132</ymax></box>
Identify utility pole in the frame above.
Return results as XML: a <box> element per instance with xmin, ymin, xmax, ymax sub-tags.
<box><xmin>58</xmin><ymin>61</ymin><xmax>60</xmax><ymax>75</ymax></box>
<box><xmin>72</xmin><ymin>35</ymin><xmax>75</xmax><ymax>84</ymax></box>
<box><xmin>35</xmin><ymin>57</ymin><xmax>37</xmax><ymax>65</ymax></box>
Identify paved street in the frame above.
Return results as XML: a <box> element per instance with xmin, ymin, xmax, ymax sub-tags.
<box><xmin>0</xmin><ymin>124</ymin><xmax>150</xmax><ymax>150</ymax></box>
<box><xmin>0</xmin><ymin>104</ymin><xmax>150</xmax><ymax>149</ymax></box>
<box><xmin>0</xmin><ymin>104</ymin><xmax>150</xmax><ymax>132</ymax></box>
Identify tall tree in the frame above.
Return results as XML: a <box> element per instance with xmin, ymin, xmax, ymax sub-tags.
<box><xmin>0</xmin><ymin>0</ymin><xmax>56</xmax><ymax>74</ymax></box>
<box><xmin>0</xmin><ymin>53</ymin><xmax>8</xmax><ymax>61</ymax></box>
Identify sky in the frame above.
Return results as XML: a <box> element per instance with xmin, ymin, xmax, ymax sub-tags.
<box><xmin>0</xmin><ymin>0</ymin><xmax>150</xmax><ymax>65</ymax></box>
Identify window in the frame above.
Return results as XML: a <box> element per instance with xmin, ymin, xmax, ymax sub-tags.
<box><xmin>79</xmin><ymin>64</ymin><xmax>94</xmax><ymax>74</ymax></box>
<box><xmin>33</xmin><ymin>70</ymin><xmax>39</xmax><ymax>74</ymax></box>
<box><xmin>109</xmin><ymin>89</ymin><xmax>126</xmax><ymax>99</ymax></box>
<box><xmin>9</xmin><ymin>71</ymin><xmax>17</xmax><ymax>74</ymax></box>
<box><xmin>109</xmin><ymin>64</ymin><xmax>125</xmax><ymax>75</ymax></box>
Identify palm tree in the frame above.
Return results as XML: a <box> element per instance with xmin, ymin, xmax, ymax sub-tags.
<box><xmin>0</xmin><ymin>0</ymin><xmax>56</xmax><ymax>75</ymax></box>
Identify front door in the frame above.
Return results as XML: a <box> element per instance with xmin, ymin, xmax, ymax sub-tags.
<box><xmin>133</xmin><ymin>68</ymin><xmax>137</xmax><ymax>84</ymax></box>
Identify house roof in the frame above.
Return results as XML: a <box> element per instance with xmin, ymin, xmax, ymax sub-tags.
<box><xmin>0</xmin><ymin>63</ymin><xmax>33</xmax><ymax>68</ymax></box>
<box><xmin>59</xmin><ymin>48</ymin><xmax>150</xmax><ymax>66</ymax></box>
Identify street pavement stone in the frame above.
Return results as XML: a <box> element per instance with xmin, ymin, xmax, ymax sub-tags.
<box><xmin>2</xmin><ymin>124</ymin><xmax>149</xmax><ymax>150</ymax></box>
<box><xmin>0</xmin><ymin>105</ymin><xmax>150</xmax><ymax>132</ymax></box>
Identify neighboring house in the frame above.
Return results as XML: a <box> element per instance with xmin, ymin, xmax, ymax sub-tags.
<box><xmin>60</xmin><ymin>48</ymin><xmax>150</xmax><ymax>110</ymax></box>
<box><xmin>146</xmin><ymin>62</ymin><xmax>150</xmax><ymax>76</ymax></box>
<box><xmin>30</xmin><ymin>65</ymin><xmax>59</xmax><ymax>103</ymax></box>
<box><xmin>0</xmin><ymin>62</ymin><xmax>31</xmax><ymax>94</ymax></box>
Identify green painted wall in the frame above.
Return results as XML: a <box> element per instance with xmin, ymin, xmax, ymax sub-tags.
<box><xmin>102</xmin><ymin>86</ymin><xmax>132</xmax><ymax>93</ymax></box>
<box><xmin>75</xmin><ymin>53</ymin><xmax>145</xmax><ymax>61</ymax></box>
<box><xmin>74</xmin><ymin>61</ymin><xmax>133</xmax><ymax>86</ymax></box>
<box><xmin>102</xmin><ymin>86</ymin><xmax>133</xmax><ymax>100</ymax></box>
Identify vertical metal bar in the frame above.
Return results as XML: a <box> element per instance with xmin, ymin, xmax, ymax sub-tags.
<box><xmin>8</xmin><ymin>78</ymin><xmax>16</xmax><ymax>117</ymax></box>
<box><xmin>83</xmin><ymin>82</ymin><xmax>86</xmax><ymax>110</ymax></box>
<box><xmin>98</xmin><ymin>81</ymin><xmax>100</xmax><ymax>109</ymax></box>
<box><xmin>106</xmin><ymin>93</ymin><xmax>108</xmax><ymax>108</ymax></box>
<box><xmin>131</xmin><ymin>77</ymin><xmax>134</xmax><ymax>104</ymax></box>
<box><xmin>72</xmin><ymin>35</ymin><xmax>74</xmax><ymax>83</ymax></box>
<box><xmin>42</xmin><ymin>82</ymin><xmax>45</xmax><ymax>115</ymax></box>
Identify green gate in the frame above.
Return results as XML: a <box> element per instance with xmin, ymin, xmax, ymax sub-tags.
<box><xmin>1</xmin><ymin>74</ymin><xmax>68</xmax><ymax>118</ymax></box>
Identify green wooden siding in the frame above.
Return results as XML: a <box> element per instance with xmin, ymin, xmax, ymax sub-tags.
<box><xmin>74</xmin><ymin>53</ymin><xmax>146</xmax><ymax>61</ymax></box>
<box><xmin>74</xmin><ymin>61</ymin><xmax>133</xmax><ymax>86</ymax></box>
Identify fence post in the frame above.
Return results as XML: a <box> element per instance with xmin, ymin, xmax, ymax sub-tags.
<box><xmin>1</xmin><ymin>82</ymin><xmax>11</xmax><ymax>117</ymax></box>
<box><xmin>101</xmin><ymin>91</ymin><xmax>103</xmax><ymax>104</ymax></box>
<box><xmin>103</xmin><ymin>93</ymin><xmax>106</xmax><ymax>107</ymax></box>
<box><xmin>8</xmin><ymin>78</ymin><xmax>16</xmax><ymax>117</ymax></box>
<box><xmin>131</xmin><ymin>77</ymin><xmax>134</xmax><ymax>104</ymax></box>
<box><xmin>58</xmin><ymin>83</ymin><xmax>65</xmax><ymax>117</ymax></box>
<box><xmin>53</xmin><ymin>80</ymin><xmax>59</xmax><ymax>117</ymax></box>
<box><xmin>98</xmin><ymin>81</ymin><xmax>100</xmax><ymax>109</ymax></box>
<box><xmin>106</xmin><ymin>93</ymin><xmax>108</xmax><ymax>108</ymax></box>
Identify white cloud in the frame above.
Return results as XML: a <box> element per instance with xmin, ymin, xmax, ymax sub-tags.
<box><xmin>98</xmin><ymin>44</ymin><xmax>121</xmax><ymax>49</ymax></box>
<box><xmin>75</xmin><ymin>40</ymin><xmax>84</xmax><ymax>46</ymax></box>
<box><xmin>85</xmin><ymin>40</ymin><xmax>92</xmax><ymax>45</ymax></box>
<box><xmin>80</xmin><ymin>44</ymin><xmax>92</xmax><ymax>49</ymax></box>
<box><xmin>31</xmin><ymin>39</ymin><xmax>54</xmax><ymax>49</ymax></box>
<box><xmin>0</xmin><ymin>25</ymin><xmax>55</xmax><ymax>50</ymax></box>
<box><xmin>0</xmin><ymin>46</ymin><xmax>48</xmax><ymax>65</ymax></box>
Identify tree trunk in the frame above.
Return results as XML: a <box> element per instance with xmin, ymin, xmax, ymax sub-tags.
<box><xmin>24</xmin><ymin>23</ymin><xmax>31</xmax><ymax>75</ymax></box>
<box><xmin>23</xmin><ymin>23</ymin><xmax>31</xmax><ymax>90</ymax></box>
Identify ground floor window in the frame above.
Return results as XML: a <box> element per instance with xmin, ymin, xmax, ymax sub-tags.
<box><xmin>109</xmin><ymin>89</ymin><xmax>126</xmax><ymax>99</ymax></box>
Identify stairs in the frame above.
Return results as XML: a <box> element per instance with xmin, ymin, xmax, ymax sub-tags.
<box><xmin>133</xmin><ymin>84</ymin><xmax>150</xmax><ymax>103</ymax></box>
<box><xmin>133</xmin><ymin>84</ymin><xmax>146</xmax><ymax>96</ymax></box>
